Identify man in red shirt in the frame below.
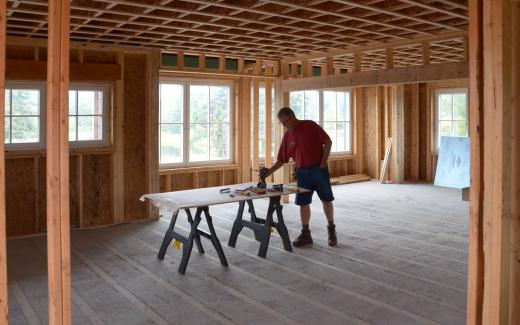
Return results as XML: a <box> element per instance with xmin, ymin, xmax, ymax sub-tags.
<box><xmin>264</xmin><ymin>107</ymin><xmax>337</xmax><ymax>247</ymax></box>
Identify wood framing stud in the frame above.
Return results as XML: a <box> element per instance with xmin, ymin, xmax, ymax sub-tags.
<box><xmin>46</xmin><ymin>0</ymin><xmax>72</xmax><ymax>323</ymax></box>
<box><xmin>354</xmin><ymin>53</ymin><xmax>362</xmax><ymax>72</ymax></box>
<box><xmin>199</xmin><ymin>53</ymin><xmax>205</xmax><ymax>71</ymax></box>
<box><xmin>386</xmin><ymin>48</ymin><xmax>394</xmax><ymax>69</ymax></box>
<box><xmin>0</xmin><ymin>0</ymin><xmax>8</xmax><ymax>322</ymax></box>
<box><xmin>422</xmin><ymin>42</ymin><xmax>431</xmax><ymax>65</ymax></box>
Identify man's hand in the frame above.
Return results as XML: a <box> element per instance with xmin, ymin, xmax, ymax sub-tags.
<box><xmin>320</xmin><ymin>161</ymin><xmax>328</xmax><ymax>169</ymax></box>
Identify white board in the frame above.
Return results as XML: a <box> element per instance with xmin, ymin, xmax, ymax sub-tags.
<box><xmin>434</xmin><ymin>136</ymin><xmax>470</xmax><ymax>189</ymax></box>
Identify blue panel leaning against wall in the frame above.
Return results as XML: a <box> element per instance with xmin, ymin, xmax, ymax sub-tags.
<box><xmin>434</xmin><ymin>136</ymin><xmax>470</xmax><ymax>189</ymax></box>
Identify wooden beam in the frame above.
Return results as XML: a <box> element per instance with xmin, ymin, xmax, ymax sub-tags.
<box><xmin>422</xmin><ymin>42</ymin><xmax>431</xmax><ymax>65</ymax></box>
<box><xmin>392</xmin><ymin>85</ymin><xmax>405</xmax><ymax>184</ymax></box>
<box><xmin>354</xmin><ymin>88</ymin><xmax>363</xmax><ymax>174</ymax></box>
<box><xmin>254</xmin><ymin>59</ymin><xmax>262</xmax><ymax>76</ymax></box>
<box><xmin>146</xmin><ymin>50</ymin><xmax>161</xmax><ymax>217</ymax></box>
<box><xmin>240</xmin><ymin>78</ymin><xmax>251</xmax><ymax>182</ymax></box>
<box><xmin>302</xmin><ymin>60</ymin><xmax>311</xmax><ymax>77</ymax></box>
<box><xmin>375</xmin><ymin>86</ymin><xmax>384</xmax><ymax>179</ymax></box>
<box><xmin>281</xmin><ymin>62</ymin><xmax>469</xmax><ymax>92</ymax></box>
<box><xmin>385</xmin><ymin>48</ymin><xmax>394</xmax><ymax>69</ymax></box>
<box><xmin>324</xmin><ymin>56</ymin><xmax>334</xmax><ymax>76</ymax></box>
<box><xmin>282</xmin><ymin>31</ymin><xmax>467</xmax><ymax>63</ymax></box>
<box><xmin>0</xmin><ymin>0</ymin><xmax>8</xmax><ymax>322</ymax></box>
<box><xmin>177</xmin><ymin>51</ymin><xmax>184</xmax><ymax>70</ymax></box>
<box><xmin>511</xmin><ymin>3</ymin><xmax>520</xmax><ymax>324</ymax></box>
<box><xmin>46</xmin><ymin>0</ymin><xmax>71</xmax><ymax>323</ymax></box>
<box><xmin>219</xmin><ymin>55</ymin><xmax>225</xmax><ymax>72</ymax></box>
<box><xmin>265</xmin><ymin>67</ymin><xmax>273</xmax><ymax>169</ymax></box>
<box><xmin>410</xmin><ymin>84</ymin><xmax>420</xmax><ymax>181</ymax></box>
<box><xmin>252</xmin><ymin>79</ymin><xmax>260</xmax><ymax>173</ymax></box>
<box><xmin>199</xmin><ymin>53</ymin><xmax>205</xmax><ymax>71</ymax></box>
<box><xmin>113</xmin><ymin>53</ymin><xmax>125</xmax><ymax>224</ymax></box>
<box><xmin>291</xmin><ymin>63</ymin><xmax>298</xmax><ymax>78</ymax></box>
<box><xmin>237</xmin><ymin>57</ymin><xmax>244</xmax><ymax>74</ymax></box>
<box><xmin>353</xmin><ymin>53</ymin><xmax>361</xmax><ymax>73</ymax></box>
<box><xmin>5</xmin><ymin>59</ymin><xmax>122</xmax><ymax>81</ymax></box>
<box><xmin>463</xmin><ymin>36</ymin><xmax>469</xmax><ymax>62</ymax></box>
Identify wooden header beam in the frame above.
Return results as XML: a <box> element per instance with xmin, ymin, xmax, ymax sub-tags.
<box><xmin>46</xmin><ymin>0</ymin><xmax>72</xmax><ymax>324</ymax></box>
<box><xmin>282</xmin><ymin>31</ymin><xmax>467</xmax><ymax>63</ymax></box>
<box><xmin>281</xmin><ymin>61</ymin><xmax>468</xmax><ymax>91</ymax></box>
<box><xmin>0</xmin><ymin>1</ymin><xmax>8</xmax><ymax>322</ymax></box>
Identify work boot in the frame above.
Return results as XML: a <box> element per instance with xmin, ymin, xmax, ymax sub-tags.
<box><xmin>327</xmin><ymin>224</ymin><xmax>337</xmax><ymax>246</ymax></box>
<box><xmin>293</xmin><ymin>229</ymin><xmax>313</xmax><ymax>247</ymax></box>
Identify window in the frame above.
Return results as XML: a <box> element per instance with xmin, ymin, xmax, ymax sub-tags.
<box><xmin>435</xmin><ymin>89</ymin><xmax>468</xmax><ymax>150</ymax></box>
<box><xmin>4</xmin><ymin>83</ymin><xmax>109</xmax><ymax>150</ymax></box>
<box><xmin>323</xmin><ymin>91</ymin><xmax>351</xmax><ymax>152</ymax></box>
<box><xmin>251</xmin><ymin>84</ymin><xmax>276</xmax><ymax>159</ymax></box>
<box><xmin>289</xmin><ymin>90</ymin><xmax>319</xmax><ymax>122</ymax></box>
<box><xmin>159</xmin><ymin>83</ymin><xmax>184</xmax><ymax>164</ymax></box>
<box><xmin>68</xmin><ymin>85</ymin><xmax>108</xmax><ymax>146</ymax></box>
<box><xmin>4</xmin><ymin>83</ymin><xmax>44</xmax><ymax>148</ymax></box>
<box><xmin>159</xmin><ymin>80</ymin><xmax>233</xmax><ymax>166</ymax></box>
<box><xmin>289</xmin><ymin>89</ymin><xmax>352</xmax><ymax>153</ymax></box>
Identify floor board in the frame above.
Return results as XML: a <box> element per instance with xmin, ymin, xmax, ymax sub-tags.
<box><xmin>7</xmin><ymin>181</ymin><xmax>468</xmax><ymax>325</ymax></box>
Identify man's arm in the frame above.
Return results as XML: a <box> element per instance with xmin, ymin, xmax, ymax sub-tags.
<box><xmin>320</xmin><ymin>137</ymin><xmax>332</xmax><ymax>168</ymax></box>
<box><xmin>265</xmin><ymin>160</ymin><xmax>285</xmax><ymax>178</ymax></box>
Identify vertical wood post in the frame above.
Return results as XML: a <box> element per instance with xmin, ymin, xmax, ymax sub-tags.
<box><xmin>240</xmin><ymin>78</ymin><xmax>251</xmax><ymax>182</ymax></box>
<box><xmin>252</xmin><ymin>79</ymin><xmax>260</xmax><ymax>172</ymax></box>
<box><xmin>0</xmin><ymin>1</ymin><xmax>8</xmax><ymax>322</ymax></box>
<box><xmin>510</xmin><ymin>4</ymin><xmax>520</xmax><ymax>324</ymax></box>
<box><xmin>385</xmin><ymin>48</ymin><xmax>394</xmax><ymax>69</ymax></box>
<box><xmin>410</xmin><ymin>84</ymin><xmax>420</xmax><ymax>181</ymax></box>
<box><xmin>467</xmin><ymin>1</ymin><xmax>484</xmax><ymax>323</ymax></box>
<box><xmin>354</xmin><ymin>53</ymin><xmax>362</xmax><ymax>72</ymax></box>
<box><xmin>392</xmin><ymin>85</ymin><xmax>405</xmax><ymax>184</ymax></box>
<box><xmin>354</xmin><ymin>88</ymin><xmax>364</xmax><ymax>174</ymax></box>
<box><xmin>113</xmin><ymin>54</ymin><xmax>124</xmax><ymax>223</ymax></box>
<box><xmin>265</xmin><ymin>67</ymin><xmax>273</xmax><ymax>169</ymax></box>
<box><xmin>46</xmin><ymin>0</ymin><xmax>72</xmax><ymax>323</ymax></box>
<box><xmin>422</xmin><ymin>42</ymin><xmax>431</xmax><ymax>65</ymax></box>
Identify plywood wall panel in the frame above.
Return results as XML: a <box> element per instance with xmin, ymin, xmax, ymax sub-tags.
<box><xmin>83</xmin><ymin>51</ymin><xmax>117</xmax><ymax>64</ymax></box>
<box><xmin>69</xmin><ymin>156</ymin><xmax>79</xmax><ymax>228</ymax></box>
<box><xmin>6</xmin><ymin>46</ymin><xmax>35</xmax><ymax>60</ymax></box>
<box><xmin>123</xmin><ymin>54</ymin><xmax>147</xmax><ymax>221</ymax></box>
<box><xmin>82</xmin><ymin>154</ymin><xmax>112</xmax><ymax>227</ymax></box>
<box><xmin>403</xmin><ymin>85</ymin><xmax>412</xmax><ymax>181</ymax></box>
<box><xmin>206</xmin><ymin>171</ymin><xmax>221</xmax><ymax>187</ymax></box>
<box><xmin>5</xmin><ymin>158</ymin><xmax>37</xmax><ymax>236</ymax></box>
<box><xmin>172</xmin><ymin>173</ymin><xmax>194</xmax><ymax>191</ymax></box>
<box><xmin>362</xmin><ymin>87</ymin><xmax>378</xmax><ymax>179</ymax></box>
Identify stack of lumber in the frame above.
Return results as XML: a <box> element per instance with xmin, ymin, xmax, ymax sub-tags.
<box><xmin>330</xmin><ymin>174</ymin><xmax>371</xmax><ymax>185</ymax></box>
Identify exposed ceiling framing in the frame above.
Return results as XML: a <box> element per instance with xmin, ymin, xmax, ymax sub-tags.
<box><xmin>5</xmin><ymin>0</ymin><xmax>468</xmax><ymax>71</ymax></box>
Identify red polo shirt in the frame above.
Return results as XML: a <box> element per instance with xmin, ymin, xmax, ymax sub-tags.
<box><xmin>277</xmin><ymin>120</ymin><xmax>330</xmax><ymax>168</ymax></box>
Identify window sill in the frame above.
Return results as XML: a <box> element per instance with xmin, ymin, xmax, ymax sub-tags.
<box><xmin>159</xmin><ymin>163</ymin><xmax>238</xmax><ymax>175</ymax></box>
<box><xmin>5</xmin><ymin>146</ymin><xmax>115</xmax><ymax>159</ymax></box>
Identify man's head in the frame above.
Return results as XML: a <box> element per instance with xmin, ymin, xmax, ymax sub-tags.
<box><xmin>277</xmin><ymin>107</ymin><xmax>298</xmax><ymax>130</ymax></box>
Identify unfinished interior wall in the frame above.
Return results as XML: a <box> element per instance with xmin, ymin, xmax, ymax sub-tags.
<box><xmin>359</xmin><ymin>80</ymin><xmax>468</xmax><ymax>183</ymax></box>
<box><xmin>4</xmin><ymin>43</ymin><xmax>157</xmax><ymax>237</ymax></box>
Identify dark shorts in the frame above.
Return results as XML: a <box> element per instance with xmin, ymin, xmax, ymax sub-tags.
<box><xmin>295</xmin><ymin>164</ymin><xmax>335</xmax><ymax>206</ymax></box>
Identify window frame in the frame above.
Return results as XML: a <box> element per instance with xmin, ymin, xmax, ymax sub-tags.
<box><xmin>288</xmin><ymin>88</ymin><xmax>353</xmax><ymax>156</ymax></box>
<box><xmin>159</xmin><ymin>78</ymin><xmax>235</xmax><ymax>168</ymax></box>
<box><xmin>320</xmin><ymin>88</ymin><xmax>353</xmax><ymax>155</ymax></box>
<box><xmin>4</xmin><ymin>81</ymin><xmax>46</xmax><ymax>151</ymax></box>
<box><xmin>434</xmin><ymin>87</ymin><xmax>469</xmax><ymax>152</ymax></box>
<box><xmin>68</xmin><ymin>83</ymin><xmax>111</xmax><ymax>149</ymax></box>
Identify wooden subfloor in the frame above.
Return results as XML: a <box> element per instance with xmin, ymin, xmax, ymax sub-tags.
<box><xmin>7</xmin><ymin>181</ymin><xmax>468</xmax><ymax>325</ymax></box>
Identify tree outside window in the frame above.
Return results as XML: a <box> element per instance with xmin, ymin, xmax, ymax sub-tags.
<box><xmin>159</xmin><ymin>81</ymin><xmax>232</xmax><ymax>166</ymax></box>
